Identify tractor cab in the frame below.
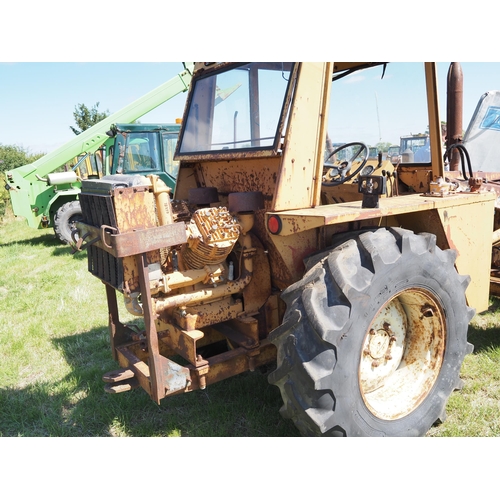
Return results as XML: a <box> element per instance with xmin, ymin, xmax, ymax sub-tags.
<box><xmin>111</xmin><ymin>122</ymin><xmax>181</xmax><ymax>191</ymax></box>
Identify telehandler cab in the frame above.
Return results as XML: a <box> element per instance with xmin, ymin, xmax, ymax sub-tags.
<box><xmin>73</xmin><ymin>62</ymin><xmax>497</xmax><ymax>436</ymax></box>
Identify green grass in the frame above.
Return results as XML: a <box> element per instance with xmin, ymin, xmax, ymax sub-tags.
<box><xmin>426</xmin><ymin>300</ymin><xmax>500</xmax><ymax>437</ymax></box>
<box><xmin>1</xmin><ymin>210</ymin><xmax>500</xmax><ymax>437</ymax></box>
<box><xmin>0</xmin><ymin>211</ymin><xmax>298</xmax><ymax>437</ymax></box>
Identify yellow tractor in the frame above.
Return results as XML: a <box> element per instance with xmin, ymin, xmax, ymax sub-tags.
<box><xmin>74</xmin><ymin>62</ymin><xmax>497</xmax><ymax>436</ymax></box>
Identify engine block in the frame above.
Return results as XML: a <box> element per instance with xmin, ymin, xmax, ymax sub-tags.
<box><xmin>181</xmin><ymin>207</ymin><xmax>240</xmax><ymax>269</ymax></box>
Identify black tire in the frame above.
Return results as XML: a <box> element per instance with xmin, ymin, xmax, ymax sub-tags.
<box><xmin>54</xmin><ymin>200</ymin><xmax>83</xmax><ymax>245</ymax></box>
<box><xmin>268</xmin><ymin>227</ymin><xmax>474</xmax><ymax>437</ymax></box>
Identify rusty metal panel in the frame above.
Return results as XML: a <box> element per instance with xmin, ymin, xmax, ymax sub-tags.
<box><xmin>269</xmin><ymin>228</ymin><xmax>320</xmax><ymax>286</ymax></box>
<box><xmin>181</xmin><ymin>158</ymin><xmax>292</xmax><ymax>290</ymax></box>
<box><xmin>267</xmin><ymin>192</ymin><xmax>497</xmax><ymax>236</ymax></box>
<box><xmin>113</xmin><ymin>188</ymin><xmax>162</xmax><ymax>293</ymax></box>
<box><xmin>424</xmin><ymin>62</ymin><xmax>445</xmax><ymax>180</ymax></box>
<box><xmin>173</xmin><ymin>298</ymin><xmax>244</xmax><ymax>331</ymax></box>
<box><xmin>159</xmin><ymin>324</ymin><xmax>225</xmax><ymax>354</ymax></box>
<box><xmin>396</xmin><ymin>167</ymin><xmax>433</xmax><ymax>194</ymax></box>
<box><xmin>261</xmin><ymin>293</ymin><xmax>281</xmax><ymax>334</ymax></box>
<box><xmin>104</xmin><ymin>283</ymin><xmax>133</xmax><ymax>359</ymax></box>
<box><xmin>116</xmin><ymin>334</ymin><xmax>276</xmax><ymax>400</ymax></box>
<box><xmin>209</xmin><ymin>319</ymin><xmax>259</xmax><ymax>349</ymax></box>
<box><xmin>437</xmin><ymin>201</ymin><xmax>494</xmax><ymax>312</ymax></box>
<box><xmin>113</xmin><ymin>187</ymin><xmax>157</xmax><ymax>231</ymax></box>
<box><xmin>115</xmin><ymin>345</ymin><xmax>191</xmax><ymax>397</ymax></box>
<box><xmin>490</xmin><ymin>274</ymin><xmax>500</xmax><ymax>297</ymax></box>
<box><xmin>75</xmin><ymin>221</ymin><xmax>187</xmax><ymax>258</ymax></box>
<box><xmin>268</xmin><ymin>192</ymin><xmax>495</xmax><ymax>312</ymax></box>
<box><xmin>226</xmin><ymin>317</ymin><xmax>260</xmax><ymax>346</ymax></box>
<box><xmin>110</xmin><ymin>222</ymin><xmax>187</xmax><ymax>257</ymax></box>
<box><xmin>239</xmin><ymin>234</ymin><xmax>271</xmax><ymax>314</ymax></box>
<box><xmin>273</xmin><ymin>63</ymin><xmax>333</xmax><ymax>211</ymax></box>
<box><xmin>158</xmin><ymin>323</ymin><xmax>204</xmax><ymax>365</ymax></box>
<box><xmin>116</xmin><ymin>346</ymin><xmax>152</xmax><ymax>397</ymax></box>
<box><xmin>187</xmin><ymin>341</ymin><xmax>277</xmax><ymax>392</ymax></box>
<box><xmin>195</xmin><ymin>158</ymin><xmax>281</xmax><ymax>199</ymax></box>
<box><xmin>267</xmin><ymin>191</ymin><xmax>496</xmax><ymax>295</ymax></box>
<box><xmin>136</xmin><ymin>252</ymin><xmax>165</xmax><ymax>403</ymax></box>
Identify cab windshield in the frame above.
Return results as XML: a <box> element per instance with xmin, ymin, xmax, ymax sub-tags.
<box><xmin>178</xmin><ymin>63</ymin><xmax>295</xmax><ymax>155</ymax></box>
<box><xmin>121</xmin><ymin>132</ymin><xmax>161</xmax><ymax>172</ymax></box>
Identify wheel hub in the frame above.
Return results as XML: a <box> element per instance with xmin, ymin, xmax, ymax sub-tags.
<box><xmin>360</xmin><ymin>300</ymin><xmax>406</xmax><ymax>393</ymax></box>
<box><xmin>366</xmin><ymin>325</ymin><xmax>395</xmax><ymax>361</ymax></box>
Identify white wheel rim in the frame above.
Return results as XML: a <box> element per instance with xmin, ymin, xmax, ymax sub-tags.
<box><xmin>359</xmin><ymin>288</ymin><xmax>446</xmax><ymax>420</ymax></box>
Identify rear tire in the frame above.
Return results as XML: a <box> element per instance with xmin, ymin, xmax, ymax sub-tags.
<box><xmin>54</xmin><ymin>200</ymin><xmax>83</xmax><ymax>245</ymax></box>
<box><xmin>268</xmin><ymin>227</ymin><xmax>474</xmax><ymax>437</ymax></box>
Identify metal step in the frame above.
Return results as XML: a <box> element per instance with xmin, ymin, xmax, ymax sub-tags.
<box><xmin>102</xmin><ymin>368</ymin><xmax>135</xmax><ymax>383</ymax></box>
<box><xmin>104</xmin><ymin>378</ymin><xmax>140</xmax><ymax>394</ymax></box>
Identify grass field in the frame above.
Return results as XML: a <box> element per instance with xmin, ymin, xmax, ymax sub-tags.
<box><xmin>1</xmin><ymin>210</ymin><xmax>500</xmax><ymax>437</ymax></box>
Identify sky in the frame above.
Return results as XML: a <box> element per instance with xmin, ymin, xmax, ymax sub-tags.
<box><xmin>1</xmin><ymin>3</ymin><xmax>499</xmax><ymax>156</ymax></box>
<box><xmin>328</xmin><ymin>62</ymin><xmax>500</xmax><ymax>147</ymax></box>
<box><xmin>2</xmin><ymin>62</ymin><xmax>500</xmax><ymax>155</ymax></box>
<box><xmin>0</xmin><ymin>62</ymin><xmax>190</xmax><ymax>153</ymax></box>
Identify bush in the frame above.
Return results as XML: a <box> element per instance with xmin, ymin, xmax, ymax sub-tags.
<box><xmin>0</xmin><ymin>173</ymin><xmax>9</xmax><ymax>220</ymax></box>
<box><xmin>0</xmin><ymin>144</ymin><xmax>45</xmax><ymax>221</ymax></box>
<box><xmin>0</xmin><ymin>144</ymin><xmax>44</xmax><ymax>174</ymax></box>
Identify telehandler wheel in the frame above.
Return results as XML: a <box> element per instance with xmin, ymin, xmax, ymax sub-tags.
<box><xmin>54</xmin><ymin>200</ymin><xmax>83</xmax><ymax>245</ymax></box>
<box><xmin>268</xmin><ymin>227</ymin><xmax>474</xmax><ymax>437</ymax></box>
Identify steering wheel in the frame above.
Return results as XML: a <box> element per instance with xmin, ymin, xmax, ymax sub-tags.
<box><xmin>322</xmin><ymin>142</ymin><xmax>369</xmax><ymax>186</ymax></box>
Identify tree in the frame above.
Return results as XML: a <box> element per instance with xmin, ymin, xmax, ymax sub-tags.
<box><xmin>70</xmin><ymin>102</ymin><xmax>110</xmax><ymax>135</ymax></box>
<box><xmin>375</xmin><ymin>142</ymin><xmax>393</xmax><ymax>152</ymax></box>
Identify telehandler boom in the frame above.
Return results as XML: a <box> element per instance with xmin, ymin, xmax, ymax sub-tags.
<box><xmin>5</xmin><ymin>63</ymin><xmax>193</xmax><ymax>243</ymax></box>
<box><xmin>74</xmin><ymin>62</ymin><xmax>497</xmax><ymax>437</ymax></box>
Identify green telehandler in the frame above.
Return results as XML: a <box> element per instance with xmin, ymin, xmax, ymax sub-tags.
<box><xmin>5</xmin><ymin>63</ymin><xmax>193</xmax><ymax>244</ymax></box>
